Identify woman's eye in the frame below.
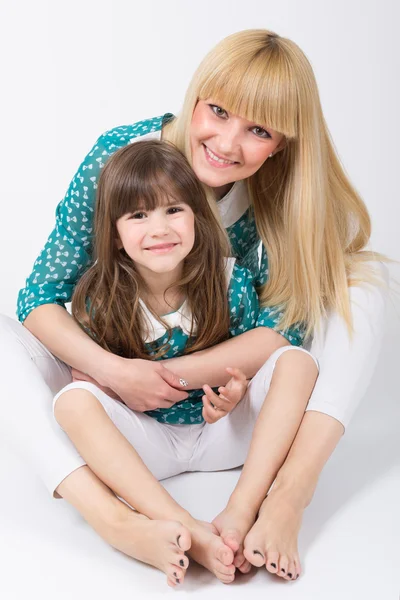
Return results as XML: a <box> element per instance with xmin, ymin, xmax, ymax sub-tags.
<box><xmin>251</xmin><ymin>126</ymin><xmax>271</xmax><ymax>139</ymax></box>
<box><xmin>210</xmin><ymin>104</ymin><xmax>228</xmax><ymax>118</ymax></box>
<box><xmin>167</xmin><ymin>206</ymin><xmax>183</xmax><ymax>215</ymax></box>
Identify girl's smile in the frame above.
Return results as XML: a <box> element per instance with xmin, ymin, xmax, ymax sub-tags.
<box><xmin>116</xmin><ymin>202</ymin><xmax>195</xmax><ymax>285</ymax></box>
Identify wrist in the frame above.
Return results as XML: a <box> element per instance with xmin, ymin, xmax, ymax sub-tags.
<box><xmin>89</xmin><ymin>351</ymin><xmax>125</xmax><ymax>387</ymax></box>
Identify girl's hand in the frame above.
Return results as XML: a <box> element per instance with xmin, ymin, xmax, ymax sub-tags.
<box><xmin>202</xmin><ymin>367</ymin><xmax>249</xmax><ymax>424</ymax></box>
<box><xmin>72</xmin><ymin>357</ymin><xmax>189</xmax><ymax>412</ymax></box>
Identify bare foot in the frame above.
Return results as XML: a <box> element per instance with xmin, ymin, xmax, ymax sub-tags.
<box><xmin>243</xmin><ymin>488</ymin><xmax>304</xmax><ymax>581</ymax></box>
<box><xmin>212</xmin><ymin>505</ymin><xmax>257</xmax><ymax>574</ymax></box>
<box><xmin>108</xmin><ymin>510</ymin><xmax>191</xmax><ymax>587</ymax></box>
<box><xmin>185</xmin><ymin>519</ymin><xmax>236</xmax><ymax>584</ymax></box>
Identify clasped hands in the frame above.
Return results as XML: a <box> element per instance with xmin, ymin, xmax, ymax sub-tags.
<box><xmin>70</xmin><ymin>358</ymin><xmax>249</xmax><ymax>423</ymax></box>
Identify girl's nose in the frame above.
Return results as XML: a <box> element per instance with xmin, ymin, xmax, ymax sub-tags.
<box><xmin>150</xmin><ymin>215</ymin><xmax>170</xmax><ymax>236</ymax></box>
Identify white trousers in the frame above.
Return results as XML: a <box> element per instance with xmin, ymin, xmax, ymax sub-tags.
<box><xmin>0</xmin><ymin>314</ymin><xmax>317</xmax><ymax>495</ymax></box>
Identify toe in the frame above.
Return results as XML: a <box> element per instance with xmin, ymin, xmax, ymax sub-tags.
<box><xmin>215</xmin><ymin>562</ymin><xmax>236</xmax><ymax>577</ymax></box>
<box><xmin>243</xmin><ymin>546</ymin><xmax>265</xmax><ymax>567</ymax></box>
<box><xmin>175</xmin><ymin>525</ymin><xmax>191</xmax><ymax>552</ymax></box>
<box><xmin>278</xmin><ymin>554</ymin><xmax>289</xmax><ymax>578</ymax></box>
<box><xmin>294</xmin><ymin>556</ymin><xmax>302</xmax><ymax>579</ymax></box>
<box><xmin>265</xmin><ymin>550</ymin><xmax>280</xmax><ymax>574</ymax></box>
<box><xmin>238</xmin><ymin>559</ymin><xmax>252</xmax><ymax>574</ymax></box>
<box><xmin>233</xmin><ymin>548</ymin><xmax>246</xmax><ymax>568</ymax></box>
<box><xmin>218</xmin><ymin>571</ymin><xmax>236</xmax><ymax>585</ymax></box>
<box><xmin>222</xmin><ymin>530</ymin><xmax>240</xmax><ymax>553</ymax></box>
<box><xmin>168</xmin><ymin>565</ymin><xmax>185</xmax><ymax>582</ymax></box>
<box><xmin>285</xmin><ymin>560</ymin><xmax>295</xmax><ymax>581</ymax></box>
<box><xmin>167</xmin><ymin>575</ymin><xmax>177</xmax><ymax>588</ymax></box>
<box><xmin>173</xmin><ymin>553</ymin><xmax>189</xmax><ymax>570</ymax></box>
<box><xmin>216</xmin><ymin>542</ymin><xmax>234</xmax><ymax>566</ymax></box>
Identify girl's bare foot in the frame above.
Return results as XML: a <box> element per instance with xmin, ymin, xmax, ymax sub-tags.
<box><xmin>107</xmin><ymin>510</ymin><xmax>191</xmax><ymax>587</ymax></box>
<box><xmin>212</xmin><ymin>505</ymin><xmax>257</xmax><ymax>574</ymax></box>
<box><xmin>185</xmin><ymin>519</ymin><xmax>236</xmax><ymax>584</ymax></box>
<box><xmin>243</xmin><ymin>487</ymin><xmax>304</xmax><ymax>581</ymax></box>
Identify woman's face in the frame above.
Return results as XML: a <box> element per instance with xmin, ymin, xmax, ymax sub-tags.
<box><xmin>190</xmin><ymin>100</ymin><xmax>285</xmax><ymax>192</ymax></box>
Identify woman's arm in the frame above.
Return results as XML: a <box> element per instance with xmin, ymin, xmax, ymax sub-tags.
<box><xmin>306</xmin><ymin>262</ymin><xmax>389</xmax><ymax>428</ymax></box>
<box><xmin>24</xmin><ymin>304</ymin><xmax>189</xmax><ymax>410</ymax></box>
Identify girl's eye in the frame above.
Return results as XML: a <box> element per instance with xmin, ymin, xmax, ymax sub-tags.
<box><xmin>210</xmin><ymin>104</ymin><xmax>228</xmax><ymax>119</ymax></box>
<box><xmin>251</xmin><ymin>126</ymin><xmax>271</xmax><ymax>139</ymax></box>
<box><xmin>131</xmin><ymin>212</ymin><xmax>146</xmax><ymax>219</ymax></box>
<box><xmin>167</xmin><ymin>206</ymin><xmax>183</xmax><ymax>215</ymax></box>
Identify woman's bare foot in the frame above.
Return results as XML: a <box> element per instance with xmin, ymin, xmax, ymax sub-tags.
<box><xmin>243</xmin><ymin>487</ymin><xmax>304</xmax><ymax>581</ymax></box>
<box><xmin>212</xmin><ymin>505</ymin><xmax>257</xmax><ymax>574</ymax></box>
<box><xmin>184</xmin><ymin>519</ymin><xmax>236</xmax><ymax>584</ymax></box>
<box><xmin>107</xmin><ymin>509</ymin><xmax>191</xmax><ymax>587</ymax></box>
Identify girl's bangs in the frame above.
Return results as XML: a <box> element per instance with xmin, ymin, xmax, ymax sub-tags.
<box><xmin>198</xmin><ymin>53</ymin><xmax>299</xmax><ymax>139</ymax></box>
<box><xmin>115</xmin><ymin>169</ymin><xmax>188</xmax><ymax>218</ymax></box>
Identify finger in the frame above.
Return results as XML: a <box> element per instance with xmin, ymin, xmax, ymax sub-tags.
<box><xmin>226</xmin><ymin>367</ymin><xmax>247</xmax><ymax>382</ymax></box>
<box><xmin>202</xmin><ymin>398</ymin><xmax>219</xmax><ymax>424</ymax></box>
<box><xmin>202</xmin><ymin>385</ymin><xmax>227</xmax><ymax>412</ymax></box>
<box><xmin>160</xmin><ymin>366</ymin><xmax>190</xmax><ymax>391</ymax></box>
<box><xmin>202</xmin><ymin>394</ymin><xmax>225</xmax><ymax>422</ymax></box>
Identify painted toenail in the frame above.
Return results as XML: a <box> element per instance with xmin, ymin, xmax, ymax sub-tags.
<box><xmin>175</xmin><ymin>579</ymin><xmax>180</xmax><ymax>584</ymax></box>
<box><xmin>288</xmin><ymin>573</ymin><xmax>293</xmax><ymax>578</ymax></box>
<box><xmin>253</xmin><ymin>550</ymin><xmax>264</xmax><ymax>557</ymax></box>
<box><xmin>281</xmin><ymin>568</ymin><xmax>286</xmax><ymax>573</ymax></box>
<box><xmin>176</xmin><ymin>535</ymin><xmax>181</xmax><ymax>548</ymax></box>
<box><xmin>270</xmin><ymin>563</ymin><xmax>276</xmax><ymax>568</ymax></box>
<box><xmin>173</xmin><ymin>572</ymin><xmax>177</xmax><ymax>577</ymax></box>
<box><xmin>179</xmin><ymin>559</ymin><xmax>185</xmax><ymax>567</ymax></box>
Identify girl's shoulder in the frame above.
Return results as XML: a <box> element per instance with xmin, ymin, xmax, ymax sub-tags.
<box><xmin>96</xmin><ymin>112</ymin><xmax>175</xmax><ymax>150</ymax></box>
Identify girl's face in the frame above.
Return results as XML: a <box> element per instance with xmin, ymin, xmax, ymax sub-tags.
<box><xmin>116</xmin><ymin>201</ymin><xmax>195</xmax><ymax>280</ymax></box>
<box><xmin>190</xmin><ymin>100</ymin><xmax>285</xmax><ymax>192</ymax></box>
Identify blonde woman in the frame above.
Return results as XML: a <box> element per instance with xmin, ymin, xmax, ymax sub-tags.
<box><xmin>1</xmin><ymin>29</ymin><xmax>386</xmax><ymax>583</ymax></box>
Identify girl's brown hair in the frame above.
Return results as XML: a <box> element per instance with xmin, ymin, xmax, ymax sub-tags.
<box><xmin>71</xmin><ymin>140</ymin><xmax>230</xmax><ymax>359</ymax></box>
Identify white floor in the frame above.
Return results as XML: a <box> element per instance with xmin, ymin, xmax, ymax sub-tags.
<box><xmin>1</xmin><ymin>318</ymin><xmax>399</xmax><ymax>600</ymax></box>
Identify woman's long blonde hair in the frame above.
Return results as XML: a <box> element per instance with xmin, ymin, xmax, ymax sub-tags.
<box><xmin>164</xmin><ymin>29</ymin><xmax>383</xmax><ymax>337</ymax></box>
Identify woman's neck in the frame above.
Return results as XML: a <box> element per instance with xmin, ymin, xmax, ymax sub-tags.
<box><xmin>214</xmin><ymin>182</ymin><xmax>235</xmax><ymax>200</ymax></box>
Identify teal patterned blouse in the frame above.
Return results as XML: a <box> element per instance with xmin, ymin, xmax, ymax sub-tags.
<box><xmin>143</xmin><ymin>259</ymin><xmax>257</xmax><ymax>424</ymax></box>
<box><xmin>17</xmin><ymin>114</ymin><xmax>305</xmax><ymax>347</ymax></box>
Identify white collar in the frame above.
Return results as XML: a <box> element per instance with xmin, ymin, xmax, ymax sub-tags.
<box><xmin>217</xmin><ymin>180</ymin><xmax>249</xmax><ymax>228</ymax></box>
<box><xmin>140</xmin><ymin>257</ymin><xmax>236</xmax><ymax>343</ymax></box>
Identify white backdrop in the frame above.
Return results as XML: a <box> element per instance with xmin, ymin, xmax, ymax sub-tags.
<box><xmin>0</xmin><ymin>0</ymin><xmax>399</xmax><ymax>319</ymax></box>
<box><xmin>0</xmin><ymin>3</ymin><xmax>399</xmax><ymax>599</ymax></box>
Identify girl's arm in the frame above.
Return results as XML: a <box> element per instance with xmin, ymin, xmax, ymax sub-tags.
<box><xmin>164</xmin><ymin>326</ymin><xmax>289</xmax><ymax>388</ymax></box>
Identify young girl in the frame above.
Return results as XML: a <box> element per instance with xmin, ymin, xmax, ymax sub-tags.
<box><xmin>2</xmin><ymin>28</ymin><xmax>386</xmax><ymax>586</ymax></box>
<box><xmin>52</xmin><ymin>139</ymin><xmax>318</xmax><ymax>586</ymax></box>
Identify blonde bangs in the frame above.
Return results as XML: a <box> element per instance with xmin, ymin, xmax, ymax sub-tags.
<box><xmin>197</xmin><ymin>32</ymin><xmax>299</xmax><ymax>139</ymax></box>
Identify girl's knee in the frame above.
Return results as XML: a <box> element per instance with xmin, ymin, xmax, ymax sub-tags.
<box><xmin>272</xmin><ymin>347</ymin><xmax>319</xmax><ymax>385</ymax></box>
<box><xmin>53</xmin><ymin>388</ymin><xmax>98</xmax><ymax>425</ymax></box>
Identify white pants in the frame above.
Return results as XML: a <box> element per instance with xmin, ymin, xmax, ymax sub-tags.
<box><xmin>0</xmin><ymin>313</ymin><xmax>316</xmax><ymax>495</ymax></box>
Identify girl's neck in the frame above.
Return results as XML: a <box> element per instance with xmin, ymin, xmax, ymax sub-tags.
<box><xmin>139</xmin><ymin>265</ymin><xmax>185</xmax><ymax>316</ymax></box>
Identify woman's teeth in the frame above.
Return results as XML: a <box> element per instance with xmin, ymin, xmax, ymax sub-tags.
<box><xmin>205</xmin><ymin>146</ymin><xmax>235</xmax><ymax>164</ymax></box>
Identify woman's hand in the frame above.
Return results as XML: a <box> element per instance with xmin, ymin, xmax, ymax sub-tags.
<box><xmin>202</xmin><ymin>367</ymin><xmax>249</xmax><ymax>424</ymax></box>
<box><xmin>73</xmin><ymin>356</ymin><xmax>189</xmax><ymax>412</ymax></box>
